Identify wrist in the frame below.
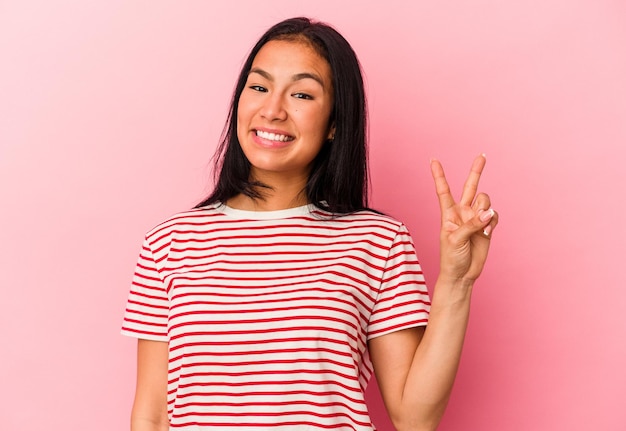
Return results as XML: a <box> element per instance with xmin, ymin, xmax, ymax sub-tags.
<box><xmin>432</xmin><ymin>276</ymin><xmax>474</xmax><ymax>307</ymax></box>
<box><xmin>436</xmin><ymin>274</ymin><xmax>475</xmax><ymax>290</ymax></box>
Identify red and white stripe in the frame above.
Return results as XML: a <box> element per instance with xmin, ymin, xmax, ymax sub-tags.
<box><xmin>122</xmin><ymin>203</ymin><xmax>430</xmax><ymax>430</ymax></box>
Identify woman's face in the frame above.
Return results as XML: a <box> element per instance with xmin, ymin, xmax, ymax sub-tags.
<box><xmin>237</xmin><ymin>39</ymin><xmax>334</xmax><ymax>183</ymax></box>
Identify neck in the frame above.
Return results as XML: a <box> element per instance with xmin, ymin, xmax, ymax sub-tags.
<box><xmin>227</xmin><ymin>170</ymin><xmax>310</xmax><ymax>211</ymax></box>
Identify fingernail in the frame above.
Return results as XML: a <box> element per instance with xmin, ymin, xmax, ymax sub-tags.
<box><xmin>483</xmin><ymin>225</ymin><xmax>493</xmax><ymax>236</ymax></box>
<box><xmin>479</xmin><ymin>208</ymin><xmax>495</xmax><ymax>222</ymax></box>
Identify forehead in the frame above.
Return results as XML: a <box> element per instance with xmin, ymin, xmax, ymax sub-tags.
<box><xmin>251</xmin><ymin>39</ymin><xmax>332</xmax><ymax>85</ymax></box>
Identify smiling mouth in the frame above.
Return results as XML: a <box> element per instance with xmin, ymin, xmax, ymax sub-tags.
<box><xmin>255</xmin><ymin>130</ymin><xmax>295</xmax><ymax>142</ymax></box>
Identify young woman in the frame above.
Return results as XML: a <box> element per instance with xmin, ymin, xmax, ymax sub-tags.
<box><xmin>122</xmin><ymin>17</ymin><xmax>498</xmax><ymax>431</ymax></box>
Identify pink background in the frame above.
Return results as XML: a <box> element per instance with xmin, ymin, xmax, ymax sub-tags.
<box><xmin>1</xmin><ymin>1</ymin><xmax>625</xmax><ymax>429</ymax></box>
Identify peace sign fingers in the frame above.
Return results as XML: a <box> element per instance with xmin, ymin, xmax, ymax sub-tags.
<box><xmin>430</xmin><ymin>153</ymin><xmax>487</xmax><ymax>213</ymax></box>
<box><xmin>430</xmin><ymin>153</ymin><xmax>498</xmax><ymax>282</ymax></box>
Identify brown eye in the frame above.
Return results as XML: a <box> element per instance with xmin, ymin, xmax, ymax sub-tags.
<box><xmin>292</xmin><ymin>93</ymin><xmax>313</xmax><ymax>100</ymax></box>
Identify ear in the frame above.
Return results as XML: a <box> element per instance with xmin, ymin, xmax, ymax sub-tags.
<box><xmin>327</xmin><ymin>124</ymin><xmax>336</xmax><ymax>141</ymax></box>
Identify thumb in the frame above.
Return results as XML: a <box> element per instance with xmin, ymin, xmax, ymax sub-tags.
<box><xmin>450</xmin><ymin>208</ymin><xmax>495</xmax><ymax>243</ymax></box>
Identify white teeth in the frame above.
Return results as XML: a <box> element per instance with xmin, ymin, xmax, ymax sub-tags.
<box><xmin>256</xmin><ymin>130</ymin><xmax>292</xmax><ymax>142</ymax></box>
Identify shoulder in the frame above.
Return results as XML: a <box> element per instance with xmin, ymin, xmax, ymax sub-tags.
<box><xmin>316</xmin><ymin>207</ymin><xmax>404</xmax><ymax>226</ymax></box>
<box><xmin>143</xmin><ymin>203</ymin><xmax>226</xmax><ymax>243</ymax></box>
<box><xmin>310</xmin><ymin>207</ymin><xmax>409</xmax><ymax>237</ymax></box>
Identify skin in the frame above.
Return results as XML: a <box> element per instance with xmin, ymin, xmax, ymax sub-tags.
<box><xmin>129</xmin><ymin>39</ymin><xmax>499</xmax><ymax>431</ymax></box>
<box><xmin>131</xmin><ymin>339</ymin><xmax>169</xmax><ymax>431</ymax></box>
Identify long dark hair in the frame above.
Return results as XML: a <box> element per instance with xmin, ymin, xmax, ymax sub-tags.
<box><xmin>196</xmin><ymin>17</ymin><xmax>369</xmax><ymax>214</ymax></box>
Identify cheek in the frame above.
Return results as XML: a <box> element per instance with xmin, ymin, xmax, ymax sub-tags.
<box><xmin>300</xmin><ymin>109</ymin><xmax>331</xmax><ymax>135</ymax></box>
<box><xmin>237</xmin><ymin>93</ymin><xmax>254</xmax><ymax>121</ymax></box>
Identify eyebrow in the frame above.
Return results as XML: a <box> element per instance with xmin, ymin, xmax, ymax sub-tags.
<box><xmin>249</xmin><ymin>67</ymin><xmax>325</xmax><ymax>88</ymax></box>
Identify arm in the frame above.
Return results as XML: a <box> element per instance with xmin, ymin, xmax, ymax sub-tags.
<box><xmin>130</xmin><ymin>339</ymin><xmax>170</xmax><ymax>431</ymax></box>
<box><xmin>369</xmin><ymin>278</ymin><xmax>473</xmax><ymax>431</ymax></box>
<box><xmin>369</xmin><ymin>154</ymin><xmax>499</xmax><ymax>431</ymax></box>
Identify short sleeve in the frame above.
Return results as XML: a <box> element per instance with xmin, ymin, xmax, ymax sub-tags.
<box><xmin>367</xmin><ymin>224</ymin><xmax>431</xmax><ymax>340</ymax></box>
<box><xmin>120</xmin><ymin>237</ymin><xmax>169</xmax><ymax>341</ymax></box>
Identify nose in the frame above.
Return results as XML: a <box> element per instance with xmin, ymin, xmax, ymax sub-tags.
<box><xmin>260</xmin><ymin>92</ymin><xmax>287</xmax><ymax>121</ymax></box>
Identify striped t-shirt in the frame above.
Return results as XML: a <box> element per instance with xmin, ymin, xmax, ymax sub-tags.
<box><xmin>121</xmin><ymin>203</ymin><xmax>431</xmax><ymax>430</ymax></box>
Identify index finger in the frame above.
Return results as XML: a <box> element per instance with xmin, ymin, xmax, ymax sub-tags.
<box><xmin>430</xmin><ymin>158</ymin><xmax>456</xmax><ymax>212</ymax></box>
<box><xmin>460</xmin><ymin>154</ymin><xmax>487</xmax><ymax>206</ymax></box>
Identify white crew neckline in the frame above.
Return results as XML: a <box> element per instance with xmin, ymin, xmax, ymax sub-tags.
<box><xmin>218</xmin><ymin>203</ymin><xmax>316</xmax><ymax>220</ymax></box>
